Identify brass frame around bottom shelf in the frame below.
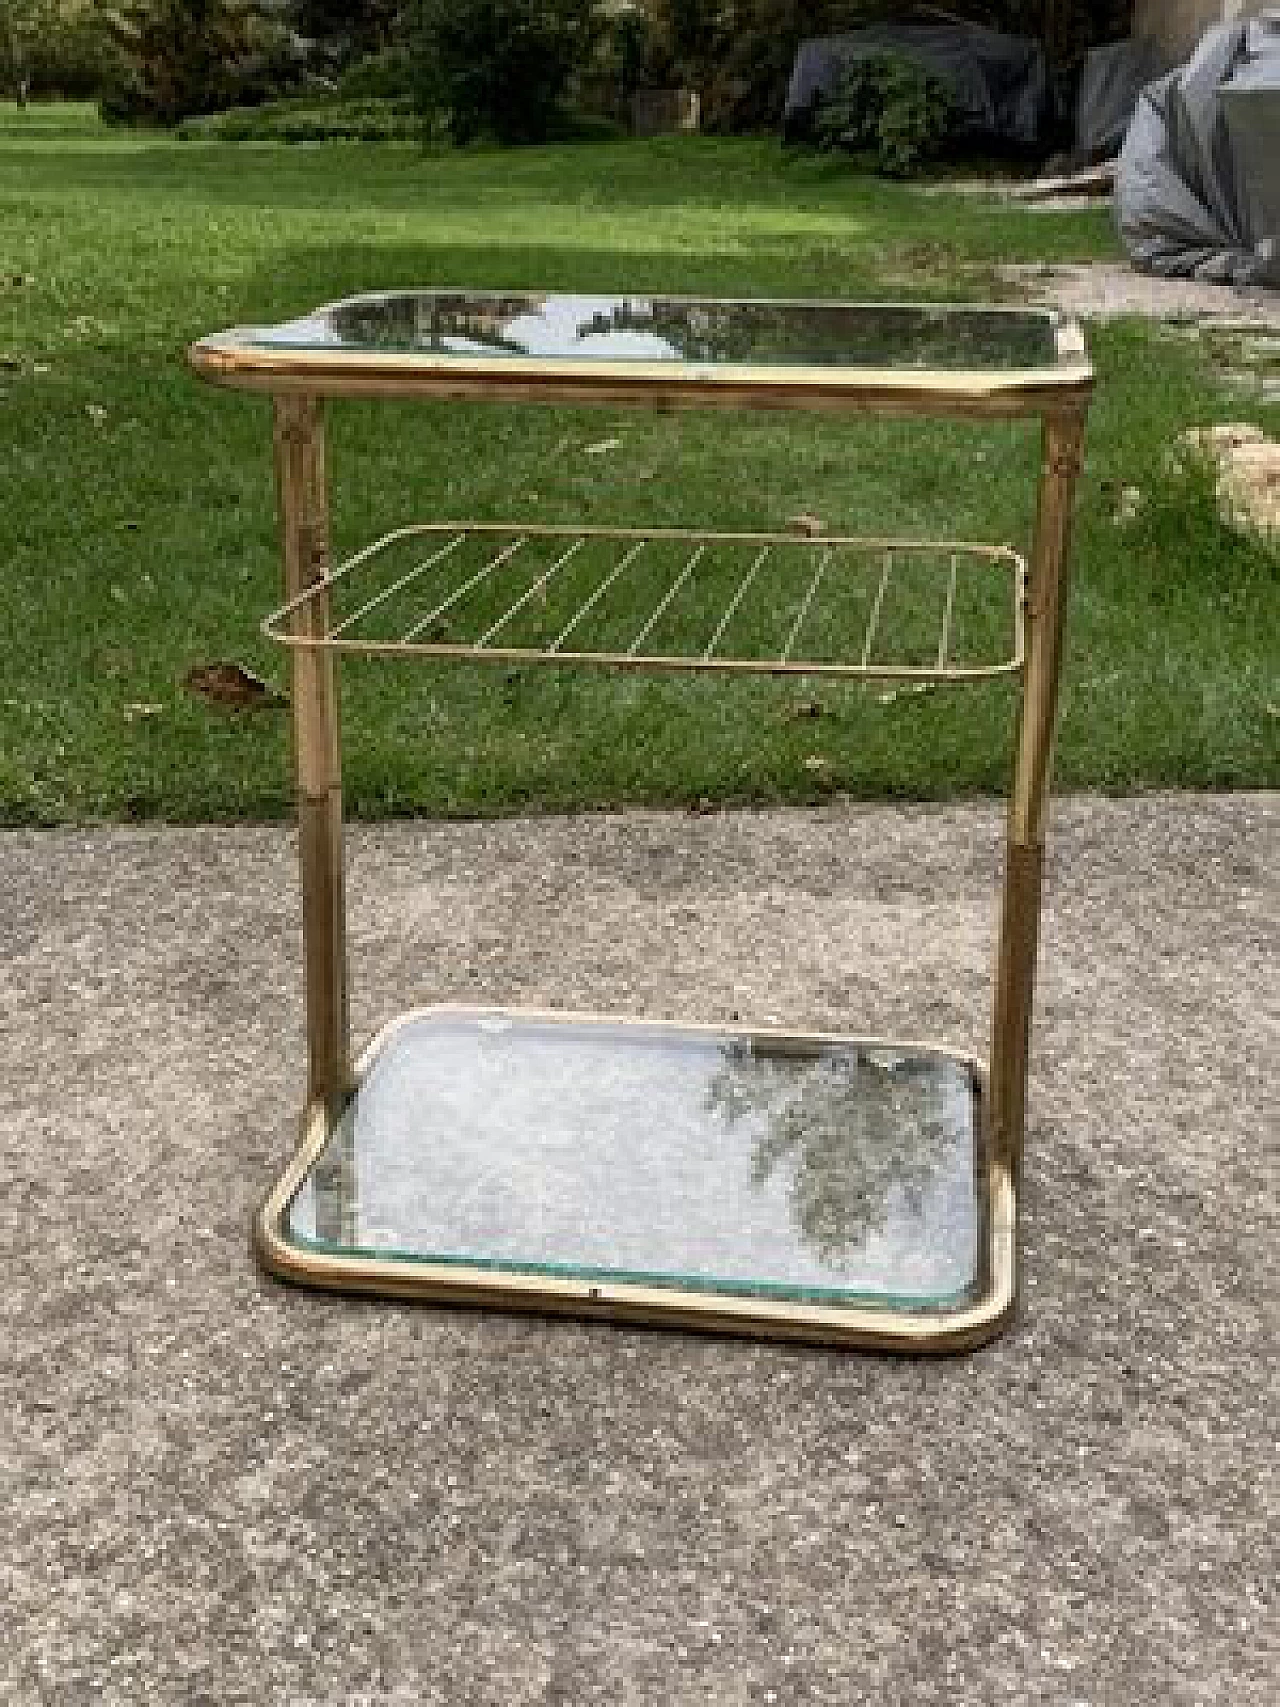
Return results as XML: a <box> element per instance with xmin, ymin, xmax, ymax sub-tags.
<box><xmin>253</xmin><ymin>1005</ymin><xmax>1017</xmax><ymax>1354</ymax></box>
<box><xmin>262</xmin><ymin>524</ymin><xmax>1028</xmax><ymax>683</ymax></box>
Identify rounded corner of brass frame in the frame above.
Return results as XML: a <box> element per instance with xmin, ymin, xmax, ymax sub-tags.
<box><xmin>921</xmin><ymin>1256</ymin><xmax>1017</xmax><ymax>1355</ymax></box>
<box><xmin>187</xmin><ymin>339</ymin><xmax>228</xmax><ymax>380</ymax></box>
<box><xmin>863</xmin><ymin>1150</ymin><xmax>1017</xmax><ymax>1356</ymax></box>
<box><xmin>251</xmin><ymin>1190</ymin><xmax>312</xmax><ymax>1292</ymax></box>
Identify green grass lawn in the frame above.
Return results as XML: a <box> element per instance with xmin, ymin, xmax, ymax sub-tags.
<box><xmin>1</xmin><ymin>102</ymin><xmax>1276</xmax><ymax>824</ymax></box>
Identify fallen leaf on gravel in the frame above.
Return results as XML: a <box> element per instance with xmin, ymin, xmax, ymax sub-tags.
<box><xmin>183</xmin><ymin>662</ymin><xmax>288</xmax><ymax>711</ymax></box>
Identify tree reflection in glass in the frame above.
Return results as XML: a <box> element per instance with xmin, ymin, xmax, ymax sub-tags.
<box><xmin>704</xmin><ymin>1041</ymin><xmax>957</xmax><ymax>1264</ymax></box>
<box><xmin>317</xmin><ymin>293</ymin><xmax>1057</xmax><ymax>370</ymax></box>
<box><xmin>330</xmin><ymin>293</ymin><xmax>542</xmax><ymax>355</ymax></box>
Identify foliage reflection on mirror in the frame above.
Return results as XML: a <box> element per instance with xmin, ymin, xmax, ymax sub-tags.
<box><xmin>705</xmin><ymin>1041</ymin><xmax>957</xmax><ymax>1263</ymax></box>
<box><xmin>305</xmin><ymin>292</ymin><xmax>1060</xmax><ymax>369</ymax></box>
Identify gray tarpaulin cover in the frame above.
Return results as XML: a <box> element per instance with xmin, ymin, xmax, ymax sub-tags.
<box><xmin>783</xmin><ymin>23</ymin><xmax>1051</xmax><ymax>148</ymax></box>
<box><xmin>1117</xmin><ymin>17</ymin><xmax>1280</xmax><ymax>285</ymax></box>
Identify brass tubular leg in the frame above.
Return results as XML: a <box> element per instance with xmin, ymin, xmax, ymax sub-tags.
<box><xmin>991</xmin><ymin>409</ymin><xmax>1086</xmax><ymax>1177</ymax></box>
<box><xmin>273</xmin><ymin>395</ymin><xmax>351</xmax><ymax>1109</ymax></box>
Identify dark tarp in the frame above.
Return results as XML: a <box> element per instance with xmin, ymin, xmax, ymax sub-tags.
<box><xmin>783</xmin><ymin>22</ymin><xmax>1052</xmax><ymax>149</ymax></box>
<box><xmin>1117</xmin><ymin>18</ymin><xmax>1280</xmax><ymax>285</ymax></box>
<box><xmin>1072</xmin><ymin>38</ymin><xmax>1162</xmax><ymax>164</ymax></box>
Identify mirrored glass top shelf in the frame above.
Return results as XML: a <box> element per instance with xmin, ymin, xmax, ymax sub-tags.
<box><xmin>189</xmin><ymin>291</ymin><xmax>1091</xmax><ymax>410</ymax></box>
<box><xmin>276</xmin><ymin>1010</ymin><xmax>990</xmax><ymax>1314</ymax></box>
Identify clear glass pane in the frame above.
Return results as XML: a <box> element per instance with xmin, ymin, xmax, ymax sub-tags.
<box><xmin>285</xmin><ymin>1012</ymin><xmax>983</xmax><ymax>1307</ymax></box>
<box><xmin>249</xmin><ymin>292</ymin><xmax>1061</xmax><ymax>373</ymax></box>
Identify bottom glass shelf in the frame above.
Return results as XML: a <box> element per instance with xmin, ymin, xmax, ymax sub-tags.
<box><xmin>258</xmin><ymin>1008</ymin><xmax>1016</xmax><ymax>1350</ymax></box>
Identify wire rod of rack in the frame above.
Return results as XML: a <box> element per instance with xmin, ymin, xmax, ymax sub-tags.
<box><xmin>548</xmin><ymin>538</ymin><xmax>650</xmax><ymax>653</ymax></box>
<box><xmin>329</xmin><ymin>532</ymin><xmax>469</xmax><ymax>641</ymax></box>
<box><xmin>630</xmin><ymin>542</ymin><xmax>706</xmax><ymax>657</ymax></box>
<box><xmin>476</xmin><ymin>538</ymin><xmax>585</xmax><ymax>648</ymax></box>
<box><xmin>860</xmin><ymin>551</ymin><xmax>894</xmax><ymax>669</ymax></box>
<box><xmin>400</xmin><ymin>534</ymin><xmax>528</xmax><ymax>643</ymax></box>
<box><xmin>263</xmin><ymin>522</ymin><xmax>1027</xmax><ymax>682</ymax></box>
<box><xmin>781</xmin><ymin>548</ymin><xmax>833</xmax><ymax>665</ymax></box>
<box><xmin>702</xmin><ymin>545</ymin><xmax>771</xmax><ymax>662</ymax></box>
<box><xmin>938</xmin><ymin>553</ymin><xmax>960</xmax><ymax>671</ymax></box>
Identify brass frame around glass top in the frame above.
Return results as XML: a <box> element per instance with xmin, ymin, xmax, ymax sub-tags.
<box><xmin>189</xmin><ymin>297</ymin><xmax>1092</xmax><ymax>1352</ymax></box>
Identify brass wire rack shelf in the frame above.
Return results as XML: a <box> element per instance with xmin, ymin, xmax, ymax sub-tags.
<box><xmin>264</xmin><ymin>522</ymin><xmax>1028</xmax><ymax>682</ymax></box>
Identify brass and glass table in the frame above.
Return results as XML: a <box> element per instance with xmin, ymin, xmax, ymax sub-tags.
<box><xmin>190</xmin><ymin>292</ymin><xmax>1091</xmax><ymax>1351</ymax></box>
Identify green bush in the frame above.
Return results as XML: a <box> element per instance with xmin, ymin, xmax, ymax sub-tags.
<box><xmin>336</xmin><ymin>46</ymin><xmax>413</xmax><ymax>101</ymax></box>
<box><xmin>405</xmin><ymin>0</ymin><xmax>599</xmax><ymax>144</ymax></box>
<box><xmin>176</xmin><ymin>94</ymin><xmax>417</xmax><ymax>141</ymax></box>
<box><xmin>812</xmin><ymin>52</ymin><xmax>956</xmax><ymax>177</ymax></box>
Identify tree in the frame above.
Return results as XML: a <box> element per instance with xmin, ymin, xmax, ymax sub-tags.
<box><xmin>2</xmin><ymin>0</ymin><xmax>63</xmax><ymax>100</ymax></box>
<box><xmin>100</xmin><ymin>0</ymin><xmax>302</xmax><ymax>124</ymax></box>
<box><xmin>2</xmin><ymin>1</ymin><xmax>120</xmax><ymax>100</ymax></box>
<box><xmin>643</xmin><ymin>1</ymin><xmax>1135</xmax><ymax>132</ymax></box>
<box><xmin>406</xmin><ymin>0</ymin><xmax>600</xmax><ymax>144</ymax></box>
<box><xmin>292</xmin><ymin>0</ymin><xmax>397</xmax><ymax>54</ymax></box>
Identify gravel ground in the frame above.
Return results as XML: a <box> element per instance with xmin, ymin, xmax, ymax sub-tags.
<box><xmin>999</xmin><ymin>261</ymin><xmax>1280</xmax><ymax>327</ymax></box>
<box><xmin>2</xmin><ymin>794</ymin><xmax>1276</xmax><ymax>1705</ymax></box>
